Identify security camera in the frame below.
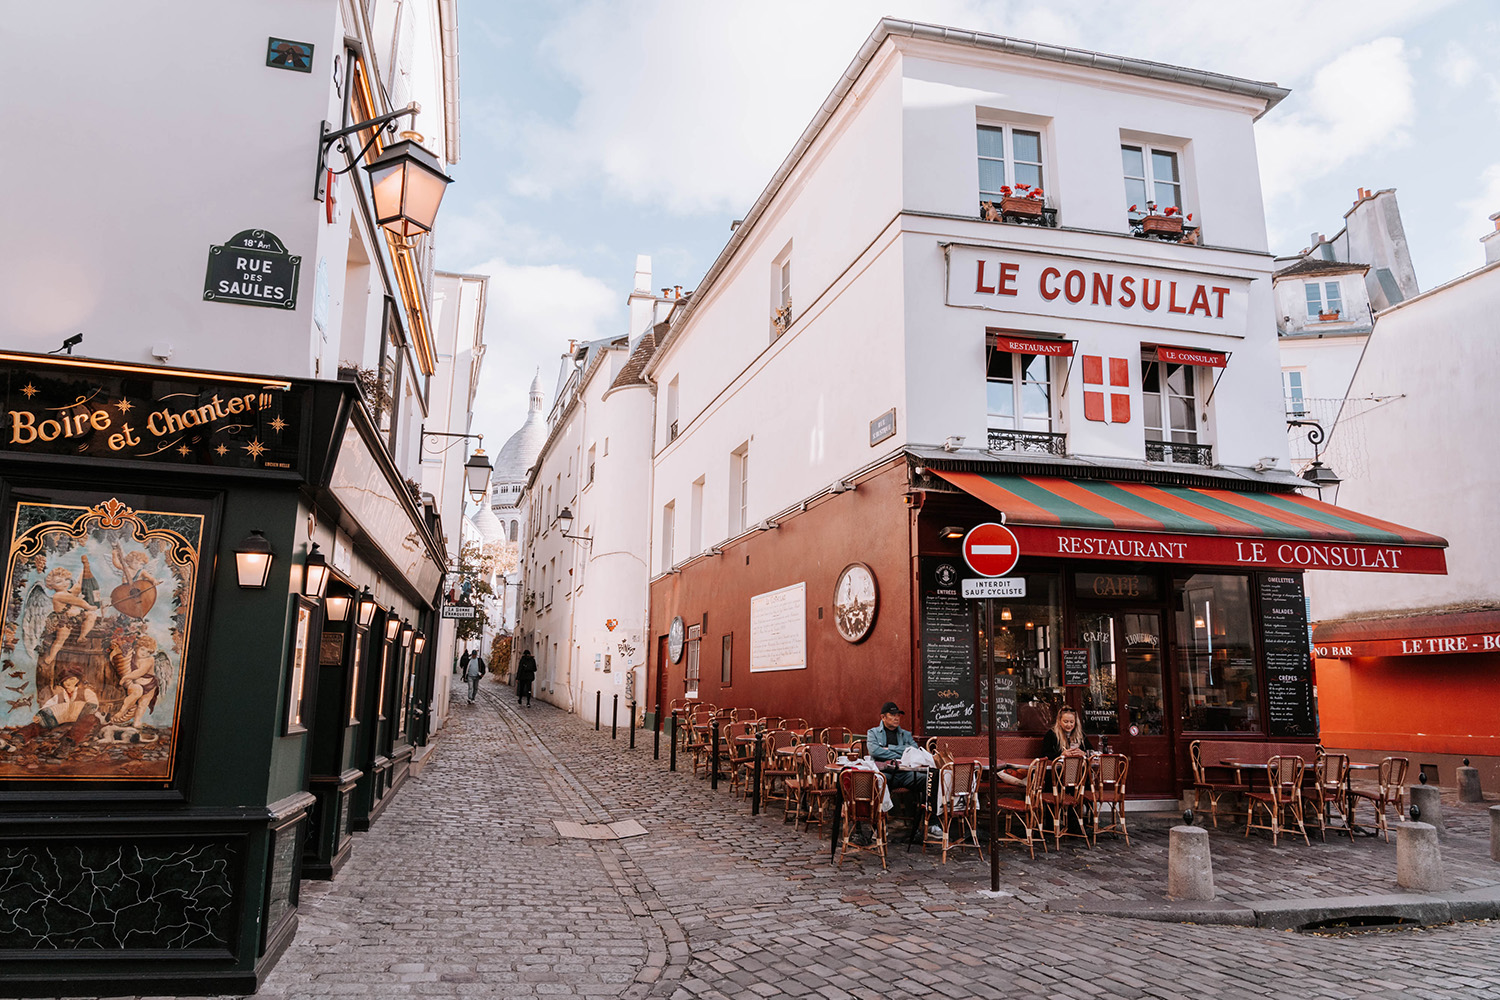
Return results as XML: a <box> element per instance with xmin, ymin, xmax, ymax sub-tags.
<box><xmin>1254</xmin><ymin>457</ymin><xmax>1280</xmax><ymax>472</ymax></box>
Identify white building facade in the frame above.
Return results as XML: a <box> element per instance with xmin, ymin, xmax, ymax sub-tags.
<box><xmin>642</xmin><ymin>20</ymin><xmax>1446</xmax><ymax>801</ymax></box>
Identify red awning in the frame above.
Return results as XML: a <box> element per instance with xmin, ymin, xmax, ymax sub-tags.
<box><xmin>1312</xmin><ymin>609</ymin><xmax>1500</xmax><ymax>658</ymax></box>
<box><xmin>986</xmin><ymin>333</ymin><xmax>1074</xmax><ymax>357</ymax></box>
<box><xmin>935</xmin><ymin>471</ymin><xmax>1447</xmax><ymax>574</ymax></box>
<box><xmin>1152</xmin><ymin>345</ymin><xmax>1227</xmax><ymax>367</ymax></box>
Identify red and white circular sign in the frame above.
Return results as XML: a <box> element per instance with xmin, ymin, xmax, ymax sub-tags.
<box><xmin>962</xmin><ymin>522</ymin><xmax>1020</xmax><ymax>578</ymax></box>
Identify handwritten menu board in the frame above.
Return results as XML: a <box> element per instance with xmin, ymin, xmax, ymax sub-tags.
<box><xmin>979</xmin><ymin>672</ymin><xmax>1018</xmax><ymax>732</ymax></box>
<box><xmin>1062</xmin><ymin>648</ymin><xmax>1090</xmax><ymax>687</ymax></box>
<box><xmin>920</xmin><ymin>558</ymin><xmax>976</xmax><ymax>735</ymax></box>
<box><xmin>1261</xmin><ymin>573</ymin><xmax>1317</xmax><ymax>737</ymax></box>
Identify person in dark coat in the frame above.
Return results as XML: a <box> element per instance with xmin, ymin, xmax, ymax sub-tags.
<box><xmin>516</xmin><ymin>649</ymin><xmax>537</xmax><ymax>706</ymax></box>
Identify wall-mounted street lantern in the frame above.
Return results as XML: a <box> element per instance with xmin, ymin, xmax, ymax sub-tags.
<box><xmin>464</xmin><ymin>444</ymin><xmax>492</xmax><ymax>504</ymax></box>
<box><xmin>234</xmin><ymin>529</ymin><xmax>275</xmax><ymax>589</ymax></box>
<box><xmin>384</xmin><ymin>614</ymin><xmax>402</xmax><ymax>642</ymax></box>
<box><xmin>556</xmin><ymin>506</ymin><xmax>593</xmax><ymax>544</ymax></box>
<box><xmin>316</xmin><ymin>102</ymin><xmax>452</xmax><ymax>243</ymax></box>
<box><xmin>400</xmin><ymin>620</ymin><xmax>414</xmax><ymax>647</ymax></box>
<box><xmin>357</xmin><ymin>586</ymin><xmax>379</xmax><ymax>627</ymax></box>
<box><xmin>303</xmin><ymin>543</ymin><xmax>330</xmax><ymax>598</ymax></box>
<box><xmin>413</xmin><ymin>633</ymin><xmax>426</xmax><ymax>654</ymax></box>
<box><xmin>324</xmin><ymin>594</ymin><xmax>352</xmax><ymax>622</ymax></box>
<box><xmin>1287</xmin><ymin>419</ymin><xmax>1343</xmax><ymax>500</ymax></box>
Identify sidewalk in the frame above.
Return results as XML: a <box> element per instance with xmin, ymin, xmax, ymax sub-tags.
<box><xmin>86</xmin><ymin>687</ymin><xmax>1499</xmax><ymax>999</ymax></box>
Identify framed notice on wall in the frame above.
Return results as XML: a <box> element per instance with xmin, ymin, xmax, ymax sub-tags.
<box><xmin>750</xmin><ymin>582</ymin><xmax>806</xmax><ymax>672</ymax></box>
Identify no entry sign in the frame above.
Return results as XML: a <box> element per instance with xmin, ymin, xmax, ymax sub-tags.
<box><xmin>962</xmin><ymin>522</ymin><xmax>1020</xmax><ymax>578</ymax></box>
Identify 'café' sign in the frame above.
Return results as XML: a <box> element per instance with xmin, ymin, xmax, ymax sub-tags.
<box><xmin>0</xmin><ymin>359</ymin><xmax>305</xmax><ymax>471</ymax></box>
<box><xmin>203</xmin><ymin>229</ymin><xmax>301</xmax><ymax>309</ymax></box>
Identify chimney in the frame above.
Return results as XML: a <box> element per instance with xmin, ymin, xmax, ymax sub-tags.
<box><xmin>1485</xmin><ymin>212</ymin><xmax>1500</xmax><ymax>266</ymax></box>
<box><xmin>1310</xmin><ymin>232</ymin><xmax>1323</xmax><ymax>247</ymax></box>
<box><xmin>674</xmin><ymin>285</ymin><xmax>683</xmax><ymax>298</ymax></box>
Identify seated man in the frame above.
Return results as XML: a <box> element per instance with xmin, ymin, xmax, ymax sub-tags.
<box><xmin>866</xmin><ymin>702</ymin><xmax>943</xmax><ymax>839</ymax></box>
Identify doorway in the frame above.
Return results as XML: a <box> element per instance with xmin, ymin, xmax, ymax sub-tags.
<box><xmin>1073</xmin><ymin>610</ymin><xmax>1174</xmax><ymax>796</ymax></box>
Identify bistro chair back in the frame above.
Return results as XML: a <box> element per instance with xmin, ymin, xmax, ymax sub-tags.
<box><xmin>1245</xmin><ymin>755</ymin><xmax>1309</xmax><ymax>846</ymax></box>
<box><xmin>797</xmin><ymin>743</ymin><xmax>837</xmax><ymax>832</ymax></box>
<box><xmin>1304</xmin><ymin>751</ymin><xmax>1350</xmax><ymax>842</ymax></box>
<box><xmin>723</xmin><ymin>720</ymin><xmax>757</xmax><ymax>793</ymax></box>
<box><xmin>1044</xmin><ymin>755</ymin><xmax>1092</xmax><ymax>850</ymax></box>
<box><xmin>923</xmin><ymin>760</ymin><xmax>983</xmax><ymax>864</ymax></box>
<box><xmin>1087</xmin><ymin>753</ymin><xmax>1130</xmax><ymax>845</ymax></box>
<box><xmin>780</xmin><ymin>717</ymin><xmax>810</xmax><ymax>732</ymax></box>
<box><xmin>761</xmin><ymin>729</ymin><xmax>799</xmax><ymax>811</ymax></box>
<box><xmin>729</xmin><ymin>707</ymin><xmax>758</xmax><ymax>723</ymax></box>
<box><xmin>1350</xmin><ymin>756</ymin><xmax>1408</xmax><ymax>842</ymax></box>
<box><xmin>994</xmin><ymin>758</ymin><xmax>1048</xmax><ymax>858</ymax></box>
<box><xmin>837</xmin><ymin>768</ymin><xmax>888</xmax><ymax>869</ymax></box>
<box><xmin>1189</xmin><ymin>739</ymin><xmax>1248</xmax><ymax>829</ymax></box>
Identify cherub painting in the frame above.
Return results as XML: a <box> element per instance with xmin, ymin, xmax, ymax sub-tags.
<box><xmin>0</xmin><ymin>498</ymin><xmax>201</xmax><ymax>781</ymax></box>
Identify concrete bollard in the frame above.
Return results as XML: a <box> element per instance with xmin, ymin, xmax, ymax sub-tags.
<box><xmin>1457</xmin><ymin>765</ymin><xmax>1484</xmax><ymax>803</ymax></box>
<box><xmin>1490</xmin><ymin>805</ymin><xmax>1500</xmax><ymax>863</ymax></box>
<box><xmin>1167</xmin><ymin>825</ymin><xmax>1215</xmax><ymax>901</ymax></box>
<box><xmin>1408</xmin><ymin>784</ymin><xmax>1444</xmax><ymax>837</ymax></box>
<box><xmin>1395</xmin><ymin>821</ymin><xmax>1447</xmax><ymax>891</ymax></box>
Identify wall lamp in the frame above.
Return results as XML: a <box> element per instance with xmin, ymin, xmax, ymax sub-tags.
<box><xmin>1287</xmin><ymin>418</ymin><xmax>1343</xmax><ymax>498</ymax></box>
<box><xmin>315</xmin><ymin>101</ymin><xmax>453</xmax><ymax>242</ymax></box>
<box><xmin>400</xmin><ymin>619</ymin><xmax>414</xmax><ymax>647</ymax></box>
<box><xmin>385</xmin><ymin>614</ymin><xmax>402</xmax><ymax>642</ymax></box>
<box><xmin>302</xmin><ymin>543</ymin><xmax>330</xmax><ymax>598</ymax></box>
<box><xmin>939</xmin><ymin>526</ymin><xmax>966</xmax><ymax>540</ymax></box>
<box><xmin>423</xmin><ymin>432</ymin><xmax>491</xmax><ymax>503</ymax></box>
<box><xmin>324</xmin><ymin>593</ymin><xmax>352</xmax><ymax>622</ymax></box>
<box><xmin>413</xmin><ymin>633</ymin><xmax>427</xmax><ymax>654</ymax></box>
<box><xmin>556</xmin><ymin>506</ymin><xmax>593</xmax><ymax>544</ymax></box>
<box><xmin>356</xmin><ymin>586</ymin><xmax>379</xmax><ymax>627</ymax></box>
<box><xmin>830</xmin><ymin>481</ymin><xmax>854</xmax><ymax>494</ymax></box>
<box><xmin>234</xmin><ymin>530</ymin><xmax>274</xmax><ymax>589</ymax></box>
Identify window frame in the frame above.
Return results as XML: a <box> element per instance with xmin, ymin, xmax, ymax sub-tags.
<box><xmin>1142</xmin><ymin>356</ymin><xmax>1201</xmax><ymax>446</ymax></box>
<box><xmin>977</xmin><ymin>123</ymin><xmax>1046</xmax><ymax>204</ymax></box>
<box><xmin>985</xmin><ymin>348</ymin><xmax>1056</xmax><ymax>433</ymax></box>
<box><xmin>1305</xmin><ymin>280</ymin><xmax>1344</xmax><ymax>318</ymax></box>
<box><xmin>1121</xmin><ymin>142</ymin><xmax>1184</xmax><ymax>218</ymax></box>
<box><xmin>1282</xmin><ymin>369</ymin><xmax>1307</xmax><ymax>417</ymax></box>
<box><xmin>730</xmin><ymin>442</ymin><xmax>750</xmax><ymax>536</ymax></box>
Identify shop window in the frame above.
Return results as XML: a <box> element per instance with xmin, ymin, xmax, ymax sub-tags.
<box><xmin>1142</xmin><ymin>356</ymin><xmax>1208</xmax><ymax>465</ymax></box>
<box><xmin>1305</xmin><ymin>280</ymin><xmax>1343</xmax><ymax>319</ymax></box>
<box><xmin>986</xmin><ymin>349</ymin><xmax>1054</xmax><ymax>434</ymax></box>
<box><xmin>1076</xmin><ymin>612</ymin><xmax>1121</xmax><ymax>736</ymax></box>
<box><xmin>1122</xmin><ymin>144</ymin><xmax>1181</xmax><ymax>217</ymax></box>
<box><xmin>978</xmin><ymin>124</ymin><xmax>1045</xmax><ymax>205</ymax></box>
<box><xmin>978</xmin><ymin>572</ymin><xmax>1063</xmax><ymax>732</ymax></box>
<box><xmin>1175</xmin><ymin>574</ymin><xmax>1260</xmax><ymax>732</ymax></box>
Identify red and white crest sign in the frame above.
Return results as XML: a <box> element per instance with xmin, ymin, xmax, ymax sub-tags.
<box><xmin>962</xmin><ymin>522</ymin><xmax>1020</xmax><ymax>578</ymax></box>
<box><xmin>605</xmin><ymin>618</ymin><xmax>618</xmax><ymax>631</ymax></box>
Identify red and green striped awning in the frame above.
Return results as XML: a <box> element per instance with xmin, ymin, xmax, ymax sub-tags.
<box><xmin>935</xmin><ymin>471</ymin><xmax>1448</xmax><ymax>575</ymax></box>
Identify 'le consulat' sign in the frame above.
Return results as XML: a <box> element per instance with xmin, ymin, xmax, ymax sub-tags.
<box><xmin>204</xmin><ymin>229</ymin><xmax>301</xmax><ymax>309</ymax></box>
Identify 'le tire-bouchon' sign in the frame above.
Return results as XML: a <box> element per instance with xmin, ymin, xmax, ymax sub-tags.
<box><xmin>204</xmin><ymin>229</ymin><xmax>300</xmax><ymax>309</ymax></box>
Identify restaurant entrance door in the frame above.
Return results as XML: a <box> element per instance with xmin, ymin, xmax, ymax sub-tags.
<box><xmin>1074</xmin><ymin>610</ymin><xmax>1175</xmax><ymax>797</ymax></box>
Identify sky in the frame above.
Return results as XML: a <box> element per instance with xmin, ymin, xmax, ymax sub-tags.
<box><xmin>436</xmin><ymin>0</ymin><xmax>1500</xmax><ymax>449</ymax></box>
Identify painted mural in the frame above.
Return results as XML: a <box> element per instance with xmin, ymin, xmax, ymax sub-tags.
<box><xmin>0</xmin><ymin>498</ymin><xmax>202</xmax><ymax>781</ymax></box>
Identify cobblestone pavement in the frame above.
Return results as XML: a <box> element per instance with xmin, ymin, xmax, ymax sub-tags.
<box><xmin>78</xmin><ymin>687</ymin><xmax>1500</xmax><ymax>999</ymax></box>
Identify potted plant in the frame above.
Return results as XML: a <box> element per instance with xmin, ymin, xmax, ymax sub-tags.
<box><xmin>772</xmin><ymin>299</ymin><xmax>793</xmax><ymax>335</ymax></box>
<box><xmin>1132</xmin><ymin>202</ymin><xmax>1192</xmax><ymax>237</ymax></box>
<box><xmin>1318</xmin><ymin>310</ymin><xmax>1341</xmax><ymax>321</ymax></box>
<box><xmin>995</xmin><ymin>183</ymin><xmax>1046</xmax><ymax>220</ymax></box>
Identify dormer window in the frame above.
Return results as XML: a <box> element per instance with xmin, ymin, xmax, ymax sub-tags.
<box><xmin>1306</xmin><ymin>280</ymin><xmax>1343</xmax><ymax>319</ymax></box>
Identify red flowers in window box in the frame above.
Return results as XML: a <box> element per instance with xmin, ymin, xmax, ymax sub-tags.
<box><xmin>1132</xmin><ymin>202</ymin><xmax>1194</xmax><ymax>238</ymax></box>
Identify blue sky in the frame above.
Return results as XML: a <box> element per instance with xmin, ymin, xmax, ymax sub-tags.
<box><xmin>437</xmin><ymin>1</ymin><xmax>1500</xmax><ymax>447</ymax></box>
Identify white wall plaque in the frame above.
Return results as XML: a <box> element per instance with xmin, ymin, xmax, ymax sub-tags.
<box><xmin>750</xmin><ymin>581</ymin><xmax>806</xmax><ymax>672</ymax></box>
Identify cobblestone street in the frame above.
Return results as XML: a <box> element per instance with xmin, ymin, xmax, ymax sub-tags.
<box><xmin>96</xmin><ymin>687</ymin><xmax>1500</xmax><ymax>1000</ymax></box>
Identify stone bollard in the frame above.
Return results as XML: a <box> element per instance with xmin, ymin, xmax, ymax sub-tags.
<box><xmin>1490</xmin><ymin>805</ymin><xmax>1500</xmax><ymax>863</ymax></box>
<box><xmin>1396</xmin><ymin>821</ymin><xmax>1447</xmax><ymax>891</ymax></box>
<box><xmin>1457</xmin><ymin>762</ymin><xmax>1484</xmax><ymax>803</ymax></box>
<box><xmin>1168</xmin><ymin>825</ymin><xmax>1215</xmax><ymax>901</ymax></box>
<box><xmin>1408</xmin><ymin>784</ymin><xmax>1444</xmax><ymax>837</ymax></box>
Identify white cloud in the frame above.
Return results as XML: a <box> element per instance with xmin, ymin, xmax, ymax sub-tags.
<box><xmin>1457</xmin><ymin>162</ymin><xmax>1500</xmax><ymax>269</ymax></box>
<box><xmin>1256</xmin><ymin>37</ymin><xmax>1416</xmax><ymax>201</ymax></box>
<box><xmin>464</xmin><ymin>260</ymin><xmax>622</xmax><ymax>449</ymax></box>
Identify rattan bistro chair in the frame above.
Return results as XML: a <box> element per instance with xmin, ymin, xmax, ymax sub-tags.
<box><xmin>794</xmin><ymin>743</ymin><xmax>837</xmax><ymax>832</ymax></box>
<box><xmin>760</xmin><ymin>729</ymin><xmax>799</xmax><ymax>812</ymax></box>
<box><xmin>1349</xmin><ymin>756</ymin><xmax>1409</xmax><ymax>843</ymax></box>
<box><xmin>1189</xmin><ymin>740</ymin><xmax>1248</xmax><ymax>829</ymax></box>
<box><xmin>922</xmin><ymin>760</ymin><xmax>984</xmax><ymax>864</ymax></box>
<box><xmin>837</xmin><ymin>768</ymin><xmax>889</xmax><ymax>869</ymax></box>
<box><xmin>1086</xmin><ymin>753</ymin><xmax>1130</xmax><ymax>845</ymax></box>
<box><xmin>1041</xmin><ymin>755</ymin><xmax>1093</xmax><ymax>850</ymax></box>
<box><xmin>993</xmin><ymin>758</ymin><xmax>1048</xmax><ymax>858</ymax></box>
<box><xmin>1303</xmin><ymin>751</ymin><xmax>1351</xmax><ymax>842</ymax></box>
<box><xmin>1245</xmin><ymin>755</ymin><xmax>1309</xmax><ymax>847</ymax></box>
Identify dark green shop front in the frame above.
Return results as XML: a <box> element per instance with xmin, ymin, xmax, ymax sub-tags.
<box><xmin>0</xmin><ymin>352</ymin><xmax>446</xmax><ymax>996</ymax></box>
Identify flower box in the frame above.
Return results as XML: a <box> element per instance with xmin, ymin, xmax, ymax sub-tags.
<box><xmin>1140</xmin><ymin>214</ymin><xmax>1184</xmax><ymax>235</ymax></box>
<box><xmin>1000</xmin><ymin>196</ymin><xmax>1045</xmax><ymax>218</ymax></box>
<box><xmin>1318</xmin><ymin>311</ymin><xmax>1341</xmax><ymax>321</ymax></box>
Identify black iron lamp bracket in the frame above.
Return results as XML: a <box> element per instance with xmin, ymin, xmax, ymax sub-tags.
<box><xmin>315</xmin><ymin>101</ymin><xmax>421</xmax><ymax>201</ymax></box>
<box><xmin>1286</xmin><ymin>418</ymin><xmax>1327</xmax><ymax>453</ymax></box>
<box><xmin>422</xmin><ymin>430</ymin><xmax>481</xmax><ymax>455</ymax></box>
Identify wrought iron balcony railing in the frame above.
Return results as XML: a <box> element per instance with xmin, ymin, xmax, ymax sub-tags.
<box><xmin>1146</xmin><ymin>440</ymin><xmax>1214</xmax><ymax>466</ymax></box>
<box><xmin>988</xmin><ymin>428</ymin><xmax>1068</xmax><ymax>456</ymax></box>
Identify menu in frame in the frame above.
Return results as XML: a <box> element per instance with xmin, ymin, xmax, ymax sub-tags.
<box><xmin>1260</xmin><ymin>573</ymin><xmax>1317</xmax><ymax>737</ymax></box>
<box><xmin>920</xmin><ymin>557</ymin><xmax>976</xmax><ymax>736</ymax></box>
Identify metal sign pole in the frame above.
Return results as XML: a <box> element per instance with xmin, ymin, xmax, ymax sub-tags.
<box><xmin>669</xmin><ymin>710</ymin><xmax>678</xmax><ymax>771</ymax></box>
<box><xmin>654</xmin><ymin>702</ymin><xmax>662</xmax><ymax>760</ymax></box>
<box><xmin>711</xmin><ymin>720</ymin><xmax>721</xmax><ymax>790</ymax></box>
<box><xmin>612</xmin><ymin>694</ymin><xmax>619</xmax><ymax>739</ymax></box>
<box><xmin>986</xmin><ymin>596</ymin><xmax>1000</xmax><ymax>894</ymax></box>
<box><xmin>629</xmin><ymin>701</ymin><xmax>637</xmax><ymax>749</ymax></box>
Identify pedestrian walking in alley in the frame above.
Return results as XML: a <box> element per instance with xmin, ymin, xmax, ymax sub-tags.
<box><xmin>463</xmin><ymin>650</ymin><xmax>486</xmax><ymax>704</ymax></box>
<box><xmin>516</xmin><ymin>648</ymin><xmax>536</xmax><ymax>706</ymax></box>
<box><xmin>458</xmin><ymin>648</ymin><xmax>471</xmax><ymax>678</ymax></box>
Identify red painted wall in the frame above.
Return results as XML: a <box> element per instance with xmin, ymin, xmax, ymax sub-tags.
<box><xmin>1315</xmin><ymin>652</ymin><xmax>1500</xmax><ymax>762</ymax></box>
<box><xmin>648</xmin><ymin>461</ymin><xmax>912</xmax><ymax>736</ymax></box>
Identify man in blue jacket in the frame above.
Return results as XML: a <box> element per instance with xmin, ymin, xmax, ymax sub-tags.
<box><xmin>866</xmin><ymin>702</ymin><xmax>941</xmax><ymax>839</ymax></box>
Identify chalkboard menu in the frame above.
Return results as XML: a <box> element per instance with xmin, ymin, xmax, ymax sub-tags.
<box><xmin>1062</xmin><ymin>648</ymin><xmax>1090</xmax><ymax>687</ymax></box>
<box><xmin>920</xmin><ymin>557</ymin><xmax>976</xmax><ymax>735</ymax></box>
<box><xmin>979</xmin><ymin>672</ymin><xmax>1018</xmax><ymax>731</ymax></box>
<box><xmin>1261</xmin><ymin>573</ymin><xmax>1316</xmax><ymax>737</ymax></box>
